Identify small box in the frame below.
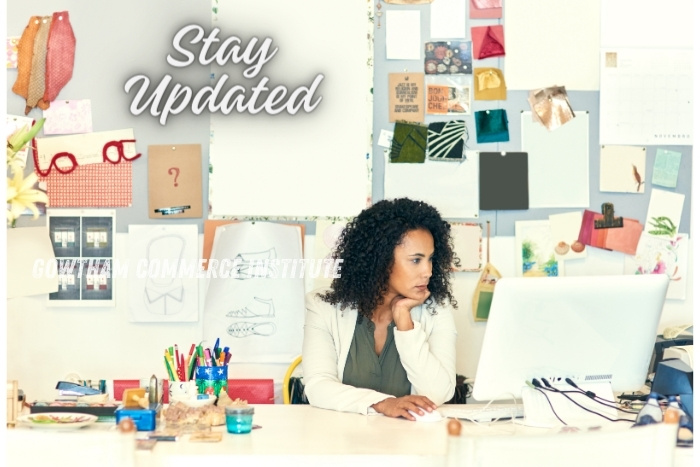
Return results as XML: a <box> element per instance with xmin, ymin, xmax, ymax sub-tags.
<box><xmin>115</xmin><ymin>403</ymin><xmax>161</xmax><ymax>431</ymax></box>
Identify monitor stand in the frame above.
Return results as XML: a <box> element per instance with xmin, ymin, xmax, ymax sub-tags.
<box><xmin>520</xmin><ymin>381</ymin><xmax>619</xmax><ymax>428</ymax></box>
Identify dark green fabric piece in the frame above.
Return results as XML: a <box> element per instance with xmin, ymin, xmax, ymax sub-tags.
<box><xmin>390</xmin><ymin>122</ymin><xmax>427</xmax><ymax>163</ymax></box>
<box><xmin>342</xmin><ymin>315</ymin><xmax>411</xmax><ymax>398</ymax></box>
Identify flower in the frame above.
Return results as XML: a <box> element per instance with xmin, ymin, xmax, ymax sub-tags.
<box><xmin>7</xmin><ymin>169</ymin><xmax>48</xmax><ymax>224</ymax></box>
<box><xmin>6</xmin><ymin>118</ymin><xmax>47</xmax><ymax>226</ymax></box>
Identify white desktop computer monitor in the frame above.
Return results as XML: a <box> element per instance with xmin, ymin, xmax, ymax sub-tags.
<box><xmin>472</xmin><ymin>274</ymin><xmax>670</xmax><ymax>427</ymax></box>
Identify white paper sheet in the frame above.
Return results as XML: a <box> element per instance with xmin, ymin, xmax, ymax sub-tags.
<box><xmin>203</xmin><ymin>222</ymin><xmax>305</xmax><ymax>363</ymax></box>
<box><xmin>624</xmin><ymin>233</ymin><xmax>688</xmax><ymax>300</ymax></box>
<box><xmin>599</xmin><ymin>145</ymin><xmax>647</xmax><ymax>193</ymax></box>
<box><xmin>548</xmin><ymin>212</ymin><xmax>587</xmax><ymax>261</ymax></box>
<box><xmin>521</xmin><ymin>111</ymin><xmax>589</xmax><ymax>208</ymax></box>
<box><xmin>503</xmin><ymin>0</ymin><xmax>600</xmax><ymax>90</ymax></box>
<box><xmin>7</xmin><ymin>227</ymin><xmax>59</xmax><ymax>299</ymax></box>
<box><xmin>430</xmin><ymin>0</ymin><xmax>466</xmax><ymax>39</ymax></box>
<box><xmin>127</xmin><ymin>225</ymin><xmax>199</xmax><ymax>323</ymax></box>
<box><xmin>209</xmin><ymin>0</ymin><xmax>369</xmax><ymax>217</ymax></box>
<box><xmin>599</xmin><ymin>48</ymin><xmax>693</xmax><ymax>145</ymax></box>
<box><xmin>644</xmin><ymin>189</ymin><xmax>685</xmax><ymax>236</ymax></box>
<box><xmin>601</xmin><ymin>0</ymin><xmax>692</xmax><ymax>48</ymax></box>
<box><xmin>386</xmin><ymin>10</ymin><xmax>422</xmax><ymax>60</ymax></box>
<box><xmin>384</xmin><ymin>151</ymin><xmax>479</xmax><ymax>219</ymax></box>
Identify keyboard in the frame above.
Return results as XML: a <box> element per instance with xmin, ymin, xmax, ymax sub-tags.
<box><xmin>440</xmin><ymin>404</ymin><xmax>524</xmax><ymax>423</ymax></box>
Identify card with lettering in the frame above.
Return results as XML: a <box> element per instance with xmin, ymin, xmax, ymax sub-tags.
<box><xmin>148</xmin><ymin>144</ymin><xmax>203</xmax><ymax>219</ymax></box>
<box><xmin>42</xmin><ymin>99</ymin><xmax>93</xmax><ymax>135</ymax></box>
<box><xmin>426</xmin><ymin>75</ymin><xmax>471</xmax><ymax>115</ymax></box>
<box><xmin>388</xmin><ymin>73</ymin><xmax>424</xmax><ymax>123</ymax></box>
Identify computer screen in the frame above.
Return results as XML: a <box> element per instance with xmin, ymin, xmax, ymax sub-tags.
<box><xmin>472</xmin><ymin>274</ymin><xmax>669</xmax><ymax>426</ymax></box>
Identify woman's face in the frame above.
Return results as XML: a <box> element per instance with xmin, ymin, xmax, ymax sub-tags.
<box><xmin>386</xmin><ymin>228</ymin><xmax>434</xmax><ymax>301</ymax></box>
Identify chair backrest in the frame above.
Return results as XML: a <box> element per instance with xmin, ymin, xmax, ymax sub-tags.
<box><xmin>283</xmin><ymin>355</ymin><xmax>303</xmax><ymax>404</ymax></box>
<box><xmin>445</xmin><ymin>420</ymin><xmax>678</xmax><ymax>467</ymax></box>
<box><xmin>227</xmin><ymin>379</ymin><xmax>275</xmax><ymax>404</ymax></box>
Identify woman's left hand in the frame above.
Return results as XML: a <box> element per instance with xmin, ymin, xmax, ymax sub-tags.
<box><xmin>390</xmin><ymin>291</ymin><xmax>430</xmax><ymax>330</ymax></box>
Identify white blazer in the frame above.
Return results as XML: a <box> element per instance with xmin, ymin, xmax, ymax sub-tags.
<box><xmin>302</xmin><ymin>288</ymin><xmax>457</xmax><ymax>415</ymax></box>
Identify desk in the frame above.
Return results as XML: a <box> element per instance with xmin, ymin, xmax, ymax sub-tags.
<box><xmin>5</xmin><ymin>405</ymin><xmax>694</xmax><ymax>467</ymax></box>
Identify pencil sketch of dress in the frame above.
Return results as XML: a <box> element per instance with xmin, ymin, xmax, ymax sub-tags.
<box><xmin>143</xmin><ymin>234</ymin><xmax>185</xmax><ymax>315</ymax></box>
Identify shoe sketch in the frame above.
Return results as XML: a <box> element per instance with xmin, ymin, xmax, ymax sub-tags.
<box><xmin>226</xmin><ymin>321</ymin><xmax>277</xmax><ymax>338</ymax></box>
<box><xmin>232</xmin><ymin>247</ymin><xmax>278</xmax><ymax>279</ymax></box>
<box><xmin>143</xmin><ymin>233</ymin><xmax>186</xmax><ymax>315</ymax></box>
<box><xmin>226</xmin><ymin>297</ymin><xmax>275</xmax><ymax>318</ymax></box>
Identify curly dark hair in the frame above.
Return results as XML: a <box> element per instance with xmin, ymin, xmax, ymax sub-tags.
<box><xmin>320</xmin><ymin>198</ymin><xmax>459</xmax><ymax>319</ymax></box>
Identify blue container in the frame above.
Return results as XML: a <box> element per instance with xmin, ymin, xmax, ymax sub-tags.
<box><xmin>115</xmin><ymin>403</ymin><xmax>161</xmax><ymax>431</ymax></box>
<box><xmin>225</xmin><ymin>406</ymin><xmax>254</xmax><ymax>434</ymax></box>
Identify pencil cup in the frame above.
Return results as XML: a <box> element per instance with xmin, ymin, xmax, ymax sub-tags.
<box><xmin>169</xmin><ymin>380</ymin><xmax>196</xmax><ymax>402</ymax></box>
<box><xmin>195</xmin><ymin>366</ymin><xmax>228</xmax><ymax>397</ymax></box>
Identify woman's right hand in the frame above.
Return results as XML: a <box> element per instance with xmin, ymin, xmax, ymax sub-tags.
<box><xmin>371</xmin><ymin>395</ymin><xmax>437</xmax><ymax>420</ymax></box>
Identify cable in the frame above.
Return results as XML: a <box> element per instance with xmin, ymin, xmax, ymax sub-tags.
<box><xmin>535</xmin><ymin>378</ymin><xmax>633</xmax><ymax>424</ymax></box>
<box><xmin>560</xmin><ymin>378</ymin><xmax>638</xmax><ymax>415</ymax></box>
<box><xmin>529</xmin><ymin>379</ymin><xmax>567</xmax><ymax>425</ymax></box>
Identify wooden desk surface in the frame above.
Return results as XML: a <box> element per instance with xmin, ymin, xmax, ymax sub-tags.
<box><xmin>5</xmin><ymin>404</ymin><xmax>693</xmax><ymax>467</ymax></box>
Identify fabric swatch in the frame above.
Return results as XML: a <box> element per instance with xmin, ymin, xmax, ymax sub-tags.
<box><xmin>578</xmin><ymin>210</ymin><xmax>643</xmax><ymax>256</ymax></box>
<box><xmin>474</xmin><ymin>68</ymin><xmax>506</xmax><ymax>100</ymax></box>
<box><xmin>475</xmin><ymin>109</ymin><xmax>509</xmax><ymax>143</ymax></box>
<box><xmin>44</xmin><ymin>161</ymin><xmax>133</xmax><ymax>207</ymax></box>
<box><xmin>479</xmin><ymin>152</ymin><xmax>529</xmax><ymax>210</ymax></box>
<box><xmin>471</xmin><ymin>25</ymin><xmax>505</xmax><ymax>59</ymax></box>
<box><xmin>470</xmin><ymin>0</ymin><xmax>502</xmax><ymax>19</ymax></box>
<box><xmin>424</xmin><ymin>41</ymin><xmax>472</xmax><ymax>75</ymax></box>
<box><xmin>427</xmin><ymin>120</ymin><xmax>466</xmax><ymax>161</ymax></box>
<box><xmin>390</xmin><ymin>122</ymin><xmax>427</xmax><ymax>163</ymax></box>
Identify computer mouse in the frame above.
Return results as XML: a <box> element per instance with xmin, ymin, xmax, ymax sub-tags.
<box><xmin>408</xmin><ymin>409</ymin><xmax>443</xmax><ymax>422</ymax></box>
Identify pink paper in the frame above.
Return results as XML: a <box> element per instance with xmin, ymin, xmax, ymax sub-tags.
<box><xmin>42</xmin><ymin>99</ymin><xmax>93</xmax><ymax>135</ymax></box>
<box><xmin>6</xmin><ymin>36</ymin><xmax>19</xmax><ymax>68</ymax></box>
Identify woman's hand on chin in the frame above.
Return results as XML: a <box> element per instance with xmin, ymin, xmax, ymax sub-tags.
<box><xmin>390</xmin><ymin>291</ymin><xmax>430</xmax><ymax>329</ymax></box>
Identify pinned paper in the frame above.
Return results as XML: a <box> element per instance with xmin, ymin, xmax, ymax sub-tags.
<box><xmin>474</xmin><ymin>68</ymin><xmax>506</xmax><ymax>100</ymax></box>
<box><xmin>424</xmin><ymin>41</ymin><xmax>472</xmax><ymax>75</ymax></box>
<box><xmin>386</xmin><ymin>10</ymin><xmax>421</xmax><ymax>60</ymax></box>
<box><xmin>6</xmin><ymin>36</ymin><xmax>19</xmax><ymax>68</ymax></box>
<box><xmin>148</xmin><ymin>144</ymin><xmax>203</xmax><ymax>219</ymax></box>
<box><xmin>549</xmin><ymin>211</ymin><xmax>587</xmax><ymax>260</ymax></box>
<box><xmin>390</xmin><ymin>122</ymin><xmax>427</xmax><ymax>163</ymax></box>
<box><xmin>7</xmin><ymin>226</ymin><xmax>59</xmax><ymax>298</ymax></box>
<box><xmin>515</xmin><ymin>220</ymin><xmax>560</xmax><ymax>277</ymax></box>
<box><xmin>471</xmin><ymin>25</ymin><xmax>505</xmax><ymax>59</ymax></box>
<box><xmin>479</xmin><ymin>152</ymin><xmax>529</xmax><ymax>210</ymax></box>
<box><xmin>578</xmin><ymin>209</ymin><xmax>643</xmax><ymax>256</ymax></box>
<box><xmin>430</xmin><ymin>0</ymin><xmax>466</xmax><ymax>38</ymax></box>
<box><xmin>450</xmin><ymin>223</ymin><xmax>482</xmax><ymax>271</ymax></box>
<box><xmin>34</xmin><ymin>128</ymin><xmax>139</xmax><ymax>176</ymax></box>
<box><xmin>651</xmin><ymin>149</ymin><xmax>682</xmax><ymax>188</ymax></box>
<box><xmin>426</xmin><ymin>75</ymin><xmax>471</xmax><ymax>115</ymax></box>
<box><xmin>388</xmin><ymin>73</ymin><xmax>424</xmax><ymax>123</ymax></box>
<box><xmin>644</xmin><ymin>189</ymin><xmax>684</xmax><ymax>237</ymax></box>
<box><xmin>600</xmin><ymin>145</ymin><xmax>646</xmax><ymax>193</ymax></box>
<box><xmin>6</xmin><ymin>114</ymin><xmax>35</xmax><ymax>169</ymax></box>
<box><xmin>42</xmin><ymin>99</ymin><xmax>93</xmax><ymax>135</ymax></box>
<box><xmin>475</xmin><ymin>109</ymin><xmax>509</xmax><ymax>143</ymax></box>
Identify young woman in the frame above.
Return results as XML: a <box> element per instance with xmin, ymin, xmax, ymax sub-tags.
<box><xmin>302</xmin><ymin>198</ymin><xmax>459</xmax><ymax>420</ymax></box>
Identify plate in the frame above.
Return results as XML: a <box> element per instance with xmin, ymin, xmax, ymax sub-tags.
<box><xmin>17</xmin><ymin>412</ymin><xmax>98</xmax><ymax>429</ymax></box>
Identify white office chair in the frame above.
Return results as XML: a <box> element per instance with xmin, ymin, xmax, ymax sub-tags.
<box><xmin>445</xmin><ymin>418</ymin><xmax>678</xmax><ymax>467</ymax></box>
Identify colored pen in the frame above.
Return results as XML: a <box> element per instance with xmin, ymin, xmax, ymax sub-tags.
<box><xmin>164</xmin><ymin>355</ymin><xmax>176</xmax><ymax>381</ymax></box>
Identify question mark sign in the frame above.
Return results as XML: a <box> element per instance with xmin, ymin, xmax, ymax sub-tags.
<box><xmin>168</xmin><ymin>167</ymin><xmax>180</xmax><ymax>187</ymax></box>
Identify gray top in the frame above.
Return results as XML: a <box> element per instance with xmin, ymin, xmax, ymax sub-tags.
<box><xmin>342</xmin><ymin>315</ymin><xmax>411</xmax><ymax>398</ymax></box>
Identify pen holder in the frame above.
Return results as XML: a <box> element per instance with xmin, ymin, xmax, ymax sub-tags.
<box><xmin>169</xmin><ymin>380</ymin><xmax>197</xmax><ymax>402</ymax></box>
<box><xmin>195</xmin><ymin>366</ymin><xmax>228</xmax><ymax>397</ymax></box>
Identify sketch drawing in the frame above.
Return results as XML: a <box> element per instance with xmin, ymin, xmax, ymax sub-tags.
<box><xmin>227</xmin><ymin>321</ymin><xmax>277</xmax><ymax>338</ymax></box>
<box><xmin>226</xmin><ymin>297</ymin><xmax>275</xmax><ymax>318</ymax></box>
